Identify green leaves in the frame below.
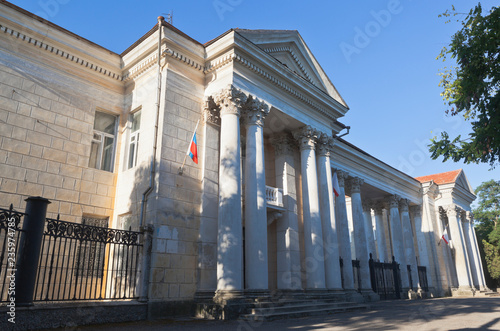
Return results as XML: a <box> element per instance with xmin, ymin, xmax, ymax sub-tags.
<box><xmin>429</xmin><ymin>4</ymin><xmax>500</xmax><ymax>168</ymax></box>
<box><xmin>474</xmin><ymin>179</ymin><xmax>500</xmax><ymax>284</ymax></box>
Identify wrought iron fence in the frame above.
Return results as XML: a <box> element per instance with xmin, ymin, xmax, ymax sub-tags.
<box><xmin>0</xmin><ymin>205</ymin><xmax>26</xmax><ymax>302</ymax></box>
<box><xmin>369</xmin><ymin>254</ymin><xmax>401</xmax><ymax>300</ymax></box>
<box><xmin>418</xmin><ymin>266</ymin><xmax>429</xmax><ymax>292</ymax></box>
<box><xmin>33</xmin><ymin>216</ymin><xmax>143</xmax><ymax>301</ymax></box>
<box><xmin>407</xmin><ymin>264</ymin><xmax>413</xmax><ymax>290</ymax></box>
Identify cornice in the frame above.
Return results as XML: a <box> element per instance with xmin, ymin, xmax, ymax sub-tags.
<box><xmin>122</xmin><ymin>50</ymin><xmax>159</xmax><ymax>82</ymax></box>
<box><xmin>0</xmin><ymin>23</ymin><xmax>122</xmax><ymax>81</ymax></box>
<box><xmin>205</xmin><ymin>50</ymin><xmax>339</xmax><ymax>122</ymax></box>
<box><xmin>331</xmin><ymin>139</ymin><xmax>422</xmax><ymax>203</ymax></box>
<box><xmin>232</xmin><ymin>53</ymin><xmax>337</xmax><ymax>122</ymax></box>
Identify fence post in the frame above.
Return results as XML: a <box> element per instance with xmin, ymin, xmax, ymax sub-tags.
<box><xmin>138</xmin><ymin>224</ymin><xmax>154</xmax><ymax>302</ymax></box>
<box><xmin>369</xmin><ymin>253</ymin><xmax>376</xmax><ymax>292</ymax></box>
<box><xmin>392</xmin><ymin>256</ymin><xmax>401</xmax><ymax>300</ymax></box>
<box><xmin>15</xmin><ymin>196</ymin><xmax>50</xmax><ymax>306</ymax></box>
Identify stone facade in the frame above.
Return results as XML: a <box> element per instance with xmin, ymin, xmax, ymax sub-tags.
<box><xmin>0</xmin><ymin>1</ymin><xmax>489</xmax><ymax>319</ymax></box>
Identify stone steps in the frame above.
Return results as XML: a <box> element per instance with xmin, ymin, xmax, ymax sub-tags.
<box><xmin>239</xmin><ymin>300</ymin><xmax>368</xmax><ymax>321</ymax></box>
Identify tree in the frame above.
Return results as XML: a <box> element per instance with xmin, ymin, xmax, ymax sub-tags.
<box><xmin>429</xmin><ymin>4</ymin><xmax>500</xmax><ymax>167</ymax></box>
<box><xmin>473</xmin><ymin>179</ymin><xmax>500</xmax><ymax>287</ymax></box>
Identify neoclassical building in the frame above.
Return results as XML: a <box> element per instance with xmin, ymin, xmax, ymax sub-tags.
<box><xmin>0</xmin><ymin>1</ymin><xmax>488</xmax><ymax>319</ymax></box>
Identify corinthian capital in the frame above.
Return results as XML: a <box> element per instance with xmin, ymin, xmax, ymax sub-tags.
<box><xmin>446</xmin><ymin>205</ymin><xmax>462</xmax><ymax>219</ymax></box>
<box><xmin>203</xmin><ymin>96</ymin><xmax>220</xmax><ymax>125</ymax></box>
<box><xmin>385</xmin><ymin>194</ymin><xmax>400</xmax><ymax>209</ymax></box>
<box><xmin>292</xmin><ymin>125</ymin><xmax>318</xmax><ymax>151</ymax></box>
<box><xmin>271</xmin><ymin>132</ymin><xmax>296</xmax><ymax>156</ymax></box>
<box><xmin>242</xmin><ymin>95</ymin><xmax>269</xmax><ymax>127</ymax></box>
<box><xmin>399</xmin><ymin>198</ymin><xmax>409</xmax><ymax>212</ymax></box>
<box><xmin>373</xmin><ymin>201</ymin><xmax>384</xmax><ymax>215</ymax></box>
<box><xmin>466</xmin><ymin>211</ymin><xmax>474</xmax><ymax>224</ymax></box>
<box><xmin>316</xmin><ymin>132</ymin><xmax>335</xmax><ymax>157</ymax></box>
<box><xmin>334</xmin><ymin>169</ymin><xmax>348</xmax><ymax>188</ymax></box>
<box><xmin>347</xmin><ymin>177</ymin><xmax>364</xmax><ymax>194</ymax></box>
<box><xmin>213</xmin><ymin>85</ymin><xmax>247</xmax><ymax>117</ymax></box>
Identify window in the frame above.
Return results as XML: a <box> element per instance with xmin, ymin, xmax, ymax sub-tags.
<box><xmin>89</xmin><ymin>111</ymin><xmax>117</xmax><ymax>172</ymax></box>
<box><xmin>128</xmin><ymin>110</ymin><xmax>141</xmax><ymax>169</ymax></box>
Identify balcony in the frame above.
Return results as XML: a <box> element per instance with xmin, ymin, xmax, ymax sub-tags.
<box><xmin>266</xmin><ymin>185</ymin><xmax>284</xmax><ymax>209</ymax></box>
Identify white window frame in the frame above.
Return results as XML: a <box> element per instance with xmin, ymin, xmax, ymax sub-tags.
<box><xmin>89</xmin><ymin>111</ymin><xmax>117</xmax><ymax>172</ymax></box>
<box><xmin>127</xmin><ymin>109</ymin><xmax>141</xmax><ymax>169</ymax></box>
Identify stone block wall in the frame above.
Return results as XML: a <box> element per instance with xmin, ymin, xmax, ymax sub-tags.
<box><xmin>0</xmin><ymin>40</ymin><xmax>123</xmax><ymax>223</ymax></box>
<box><xmin>148</xmin><ymin>67</ymin><xmax>204</xmax><ymax>302</ymax></box>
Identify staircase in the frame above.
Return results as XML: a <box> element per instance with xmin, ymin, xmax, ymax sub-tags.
<box><xmin>476</xmin><ymin>289</ymin><xmax>500</xmax><ymax>297</ymax></box>
<box><xmin>239</xmin><ymin>298</ymin><xmax>368</xmax><ymax>322</ymax></box>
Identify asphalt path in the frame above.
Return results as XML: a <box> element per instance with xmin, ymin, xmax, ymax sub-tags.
<box><xmin>53</xmin><ymin>297</ymin><xmax>500</xmax><ymax>331</ymax></box>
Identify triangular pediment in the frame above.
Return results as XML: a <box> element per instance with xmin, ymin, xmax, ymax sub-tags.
<box><xmin>235</xmin><ymin>29</ymin><xmax>347</xmax><ymax>108</ymax></box>
<box><xmin>455</xmin><ymin>170</ymin><xmax>475</xmax><ymax>194</ymax></box>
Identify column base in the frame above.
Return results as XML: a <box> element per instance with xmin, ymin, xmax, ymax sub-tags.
<box><xmin>360</xmin><ymin>289</ymin><xmax>380</xmax><ymax>302</ymax></box>
<box><xmin>451</xmin><ymin>286</ymin><xmax>476</xmax><ymax>297</ymax></box>
<box><xmin>344</xmin><ymin>289</ymin><xmax>365</xmax><ymax>303</ymax></box>
<box><xmin>213</xmin><ymin>289</ymin><xmax>245</xmax><ymax>304</ymax></box>
<box><xmin>211</xmin><ymin>290</ymin><xmax>247</xmax><ymax>320</ymax></box>
<box><xmin>195</xmin><ymin>290</ymin><xmax>216</xmax><ymax>301</ymax></box>
<box><xmin>244</xmin><ymin>289</ymin><xmax>271</xmax><ymax>302</ymax></box>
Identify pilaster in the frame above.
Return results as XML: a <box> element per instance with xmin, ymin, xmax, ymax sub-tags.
<box><xmin>271</xmin><ymin>133</ymin><xmax>302</xmax><ymax>290</ymax></box>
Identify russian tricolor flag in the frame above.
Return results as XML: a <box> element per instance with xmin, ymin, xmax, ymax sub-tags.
<box><xmin>188</xmin><ymin>132</ymin><xmax>198</xmax><ymax>164</ymax></box>
<box><xmin>333</xmin><ymin>171</ymin><xmax>340</xmax><ymax>197</ymax></box>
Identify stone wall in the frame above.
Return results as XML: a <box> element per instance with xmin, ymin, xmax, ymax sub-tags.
<box><xmin>0</xmin><ymin>38</ymin><xmax>123</xmax><ymax>223</ymax></box>
<box><xmin>148</xmin><ymin>67</ymin><xmax>204</xmax><ymax>303</ymax></box>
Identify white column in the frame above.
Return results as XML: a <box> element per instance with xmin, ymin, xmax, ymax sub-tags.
<box><xmin>214</xmin><ymin>86</ymin><xmax>246</xmax><ymax>295</ymax></box>
<box><xmin>400</xmin><ymin>199</ymin><xmax>419</xmax><ymax>290</ymax></box>
<box><xmin>293</xmin><ymin>126</ymin><xmax>326</xmax><ymax>289</ymax></box>
<box><xmin>271</xmin><ymin>133</ymin><xmax>302</xmax><ymax>290</ymax></box>
<box><xmin>468</xmin><ymin>212</ymin><xmax>488</xmax><ymax>291</ymax></box>
<box><xmin>410</xmin><ymin>205</ymin><xmax>433</xmax><ymax>290</ymax></box>
<box><xmin>373</xmin><ymin>203</ymin><xmax>387</xmax><ymax>262</ymax></box>
<box><xmin>334</xmin><ymin>170</ymin><xmax>355</xmax><ymax>290</ymax></box>
<box><xmin>363</xmin><ymin>202</ymin><xmax>377</xmax><ymax>260</ymax></box>
<box><xmin>386</xmin><ymin>194</ymin><xmax>409</xmax><ymax>290</ymax></box>
<box><xmin>243</xmin><ymin>96</ymin><xmax>269</xmax><ymax>291</ymax></box>
<box><xmin>462</xmin><ymin>216</ymin><xmax>479</xmax><ymax>289</ymax></box>
<box><xmin>348</xmin><ymin>177</ymin><xmax>372</xmax><ymax>292</ymax></box>
<box><xmin>317</xmin><ymin>133</ymin><xmax>342</xmax><ymax>291</ymax></box>
<box><xmin>446</xmin><ymin>205</ymin><xmax>474</xmax><ymax>291</ymax></box>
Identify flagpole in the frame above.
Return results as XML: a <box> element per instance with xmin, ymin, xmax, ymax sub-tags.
<box><xmin>179</xmin><ymin>119</ymin><xmax>200</xmax><ymax>175</ymax></box>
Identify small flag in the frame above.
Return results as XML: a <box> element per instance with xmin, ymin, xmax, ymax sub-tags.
<box><xmin>187</xmin><ymin>124</ymin><xmax>199</xmax><ymax>164</ymax></box>
<box><xmin>441</xmin><ymin>228</ymin><xmax>449</xmax><ymax>245</ymax></box>
<box><xmin>333</xmin><ymin>172</ymin><xmax>340</xmax><ymax>197</ymax></box>
<box><xmin>188</xmin><ymin>132</ymin><xmax>198</xmax><ymax>164</ymax></box>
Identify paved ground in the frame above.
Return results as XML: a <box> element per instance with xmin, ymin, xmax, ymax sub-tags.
<box><xmin>56</xmin><ymin>297</ymin><xmax>500</xmax><ymax>331</ymax></box>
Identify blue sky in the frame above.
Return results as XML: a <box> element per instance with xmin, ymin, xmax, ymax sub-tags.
<box><xmin>9</xmin><ymin>0</ymin><xmax>500</xmax><ymax>194</ymax></box>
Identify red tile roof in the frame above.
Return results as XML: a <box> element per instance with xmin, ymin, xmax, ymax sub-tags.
<box><xmin>414</xmin><ymin>169</ymin><xmax>462</xmax><ymax>185</ymax></box>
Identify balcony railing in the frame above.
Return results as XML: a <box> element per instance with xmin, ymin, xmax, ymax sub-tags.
<box><xmin>265</xmin><ymin>186</ymin><xmax>284</xmax><ymax>208</ymax></box>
